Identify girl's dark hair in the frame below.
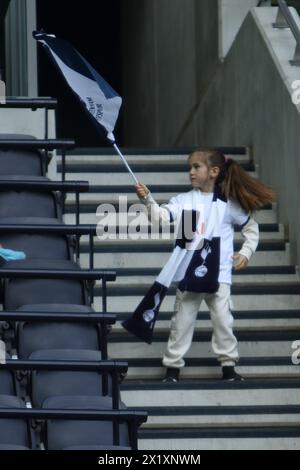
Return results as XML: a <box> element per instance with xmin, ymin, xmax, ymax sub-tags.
<box><xmin>189</xmin><ymin>149</ymin><xmax>276</xmax><ymax>214</ymax></box>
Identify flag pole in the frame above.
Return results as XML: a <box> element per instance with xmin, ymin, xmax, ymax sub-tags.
<box><xmin>108</xmin><ymin>133</ymin><xmax>139</xmax><ymax>185</ymax></box>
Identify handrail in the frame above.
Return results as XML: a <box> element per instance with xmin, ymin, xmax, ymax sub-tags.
<box><xmin>0</xmin><ymin>408</ymin><xmax>147</xmax><ymax>422</ymax></box>
<box><xmin>3</xmin><ymin>358</ymin><xmax>127</xmax><ymax>373</ymax></box>
<box><xmin>0</xmin><ymin>312</ymin><xmax>116</xmax><ymax>324</ymax></box>
<box><xmin>0</xmin><ymin>98</ymin><xmax>57</xmax><ymax>109</ymax></box>
<box><xmin>0</xmin><ymin>268</ymin><xmax>116</xmax><ymax>281</ymax></box>
<box><xmin>257</xmin><ymin>0</ymin><xmax>271</xmax><ymax>6</ymax></box>
<box><xmin>0</xmin><ymin>138</ymin><xmax>75</xmax><ymax>150</ymax></box>
<box><xmin>0</xmin><ymin>180</ymin><xmax>88</xmax><ymax>192</ymax></box>
<box><xmin>0</xmin><ymin>224</ymin><xmax>96</xmax><ymax>235</ymax></box>
<box><xmin>273</xmin><ymin>0</ymin><xmax>300</xmax><ymax>65</ymax></box>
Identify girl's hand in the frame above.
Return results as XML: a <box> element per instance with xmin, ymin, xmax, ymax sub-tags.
<box><xmin>232</xmin><ymin>254</ymin><xmax>248</xmax><ymax>271</ymax></box>
<box><xmin>135</xmin><ymin>183</ymin><xmax>150</xmax><ymax>199</ymax></box>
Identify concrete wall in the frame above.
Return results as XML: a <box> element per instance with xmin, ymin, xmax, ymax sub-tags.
<box><xmin>219</xmin><ymin>0</ymin><xmax>258</xmax><ymax>58</ymax></box>
<box><xmin>5</xmin><ymin>0</ymin><xmax>37</xmax><ymax>97</ymax></box>
<box><xmin>0</xmin><ymin>108</ymin><xmax>55</xmax><ymax>138</ymax></box>
<box><xmin>178</xmin><ymin>7</ymin><xmax>300</xmax><ymax>266</ymax></box>
<box><xmin>121</xmin><ymin>0</ymin><xmax>157</xmax><ymax>146</ymax></box>
<box><xmin>121</xmin><ymin>0</ymin><xmax>219</xmax><ymax>147</ymax></box>
<box><xmin>121</xmin><ymin>0</ymin><xmax>262</xmax><ymax>147</ymax></box>
<box><xmin>219</xmin><ymin>0</ymin><xmax>259</xmax><ymax>58</ymax></box>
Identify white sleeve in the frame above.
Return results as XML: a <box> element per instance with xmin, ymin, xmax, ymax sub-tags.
<box><xmin>140</xmin><ymin>193</ymin><xmax>179</xmax><ymax>224</ymax></box>
<box><xmin>239</xmin><ymin>217</ymin><xmax>259</xmax><ymax>261</ymax></box>
<box><xmin>228</xmin><ymin>200</ymin><xmax>259</xmax><ymax>261</ymax></box>
<box><xmin>229</xmin><ymin>199</ymin><xmax>250</xmax><ymax>227</ymax></box>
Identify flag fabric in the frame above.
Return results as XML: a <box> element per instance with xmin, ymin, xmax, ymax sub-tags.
<box><xmin>33</xmin><ymin>31</ymin><xmax>122</xmax><ymax>142</ymax></box>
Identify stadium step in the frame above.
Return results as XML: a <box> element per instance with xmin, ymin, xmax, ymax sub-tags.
<box><xmin>122</xmin><ymin>379</ymin><xmax>300</xmax><ymax>450</ymax></box>
<box><xmin>92</xmin><ymin>293</ymin><xmax>300</xmax><ymax>314</ymax></box>
<box><xmin>60</xmin><ymin>147</ymin><xmax>300</xmax><ymax>450</ymax></box>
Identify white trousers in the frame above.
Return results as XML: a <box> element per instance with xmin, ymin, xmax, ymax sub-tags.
<box><xmin>162</xmin><ymin>283</ymin><xmax>238</xmax><ymax>369</ymax></box>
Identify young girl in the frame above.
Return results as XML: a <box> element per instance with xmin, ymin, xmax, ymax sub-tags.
<box><xmin>135</xmin><ymin>149</ymin><xmax>276</xmax><ymax>382</ymax></box>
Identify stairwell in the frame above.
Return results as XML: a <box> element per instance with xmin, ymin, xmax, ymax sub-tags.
<box><xmin>59</xmin><ymin>147</ymin><xmax>300</xmax><ymax>450</ymax></box>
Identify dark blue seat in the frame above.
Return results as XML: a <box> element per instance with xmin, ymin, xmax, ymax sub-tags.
<box><xmin>29</xmin><ymin>350</ymin><xmax>113</xmax><ymax>408</ymax></box>
<box><xmin>0</xmin><ymin>218</ymin><xmax>73</xmax><ymax>260</ymax></box>
<box><xmin>0</xmin><ymin>176</ymin><xmax>62</xmax><ymax>220</ymax></box>
<box><xmin>0</xmin><ymin>370</ymin><xmax>15</xmax><ymax>396</ymax></box>
<box><xmin>0</xmin><ymin>396</ymin><xmax>31</xmax><ymax>448</ymax></box>
<box><xmin>17</xmin><ymin>304</ymin><xmax>100</xmax><ymax>359</ymax></box>
<box><xmin>2</xmin><ymin>260</ymin><xmax>88</xmax><ymax>310</ymax></box>
<box><xmin>43</xmin><ymin>396</ymin><xmax>130</xmax><ymax>450</ymax></box>
<box><xmin>0</xmin><ymin>134</ymin><xmax>46</xmax><ymax>176</ymax></box>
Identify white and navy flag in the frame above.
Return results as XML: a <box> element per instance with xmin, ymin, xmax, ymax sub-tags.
<box><xmin>33</xmin><ymin>31</ymin><xmax>122</xmax><ymax>143</ymax></box>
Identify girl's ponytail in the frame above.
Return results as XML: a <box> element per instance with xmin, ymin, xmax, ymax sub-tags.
<box><xmin>221</xmin><ymin>158</ymin><xmax>276</xmax><ymax>214</ymax></box>
<box><xmin>190</xmin><ymin>149</ymin><xmax>276</xmax><ymax>214</ymax></box>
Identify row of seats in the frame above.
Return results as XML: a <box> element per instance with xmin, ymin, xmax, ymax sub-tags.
<box><xmin>0</xmin><ymin>125</ymin><xmax>146</xmax><ymax>449</ymax></box>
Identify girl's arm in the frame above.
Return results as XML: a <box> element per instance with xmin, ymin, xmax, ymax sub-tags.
<box><xmin>238</xmin><ymin>217</ymin><xmax>259</xmax><ymax>261</ymax></box>
<box><xmin>135</xmin><ymin>183</ymin><xmax>176</xmax><ymax>224</ymax></box>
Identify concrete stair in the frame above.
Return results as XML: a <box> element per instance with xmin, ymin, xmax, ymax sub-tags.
<box><xmin>122</xmin><ymin>378</ymin><xmax>300</xmax><ymax>450</ymax></box>
<box><xmin>59</xmin><ymin>147</ymin><xmax>300</xmax><ymax>450</ymax></box>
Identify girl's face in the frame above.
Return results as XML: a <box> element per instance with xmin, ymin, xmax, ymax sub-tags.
<box><xmin>188</xmin><ymin>153</ymin><xmax>220</xmax><ymax>192</ymax></box>
<box><xmin>189</xmin><ymin>153</ymin><xmax>213</xmax><ymax>191</ymax></box>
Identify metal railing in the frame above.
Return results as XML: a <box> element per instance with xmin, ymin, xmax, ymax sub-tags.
<box><xmin>273</xmin><ymin>0</ymin><xmax>300</xmax><ymax>65</ymax></box>
<box><xmin>257</xmin><ymin>0</ymin><xmax>272</xmax><ymax>6</ymax></box>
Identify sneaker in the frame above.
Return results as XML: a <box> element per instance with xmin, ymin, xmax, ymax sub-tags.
<box><xmin>162</xmin><ymin>367</ymin><xmax>180</xmax><ymax>383</ymax></box>
<box><xmin>222</xmin><ymin>366</ymin><xmax>244</xmax><ymax>381</ymax></box>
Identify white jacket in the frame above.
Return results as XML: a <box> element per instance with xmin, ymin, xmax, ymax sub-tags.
<box><xmin>141</xmin><ymin>190</ymin><xmax>259</xmax><ymax>285</ymax></box>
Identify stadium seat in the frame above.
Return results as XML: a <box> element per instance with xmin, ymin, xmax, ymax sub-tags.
<box><xmin>16</xmin><ymin>305</ymin><xmax>103</xmax><ymax>360</ymax></box>
<box><xmin>0</xmin><ymin>369</ymin><xmax>16</xmax><ymax>396</ymax></box>
<box><xmin>0</xmin><ymin>396</ymin><xmax>31</xmax><ymax>448</ymax></box>
<box><xmin>0</xmin><ymin>134</ymin><xmax>46</xmax><ymax>176</ymax></box>
<box><xmin>29</xmin><ymin>349</ymin><xmax>113</xmax><ymax>408</ymax></box>
<box><xmin>0</xmin><ymin>176</ymin><xmax>62</xmax><ymax>220</ymax></box>
<box><xmin>18</xmin><ymin>322</ymin><xmax>101</xmax><ymax>359</ymax></box>
<box><xmin>2</xmin><ymin>260</ymin><xmax>89</xmax><ymax>310</ymax></box>
<box><xmin>43</xmin><ymin>396</ymin><xmax>130</xmax><ymax>450</ymax></box>
<box><xmin>0</xmin><ymin>217</ymin><xmax>73</xmax><ymax>261</ymax></box>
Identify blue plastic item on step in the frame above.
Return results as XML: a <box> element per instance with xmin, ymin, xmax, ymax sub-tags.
<box><xmin>0</xmin><ymin>248</ymin><xmax>26</xmax><ymax>261</ymax></box>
